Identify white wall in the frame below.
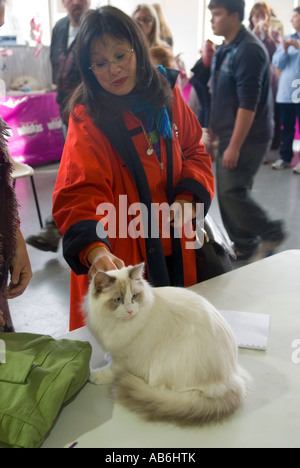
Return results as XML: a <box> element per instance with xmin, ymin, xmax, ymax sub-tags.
<box><xmin>2</xmin><ymin>0</ymin><xmax>299</xmax><ymax>75</ymax></box>
<box><xmin>110</xmin><ymin>0</ymin><xmax>200</xmax><ymax>73</ymax></box>
<box><xmin>267</xmin><ymin>0</ymin><xmax>296</xmax><ymax>35</ymax></box>
<box><xmin>162</xmin><ymin>0</ymin><xmax>200</xmax><ymax>73</ymax></box>
<box><xmin>1</xmin><ymin>0</ymin><xmax>52</xmax><ymax>45</ymax></box>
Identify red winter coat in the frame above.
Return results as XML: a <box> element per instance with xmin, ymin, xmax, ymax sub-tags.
<box><xmin>53</xmin><ymin>85</ymin><xmax>214</xmax><ymax>330</ymax></box>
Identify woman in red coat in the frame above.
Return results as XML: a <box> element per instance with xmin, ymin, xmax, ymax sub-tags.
<box><xmin>52</xmin><ymin>6</ymin><xmax>214</xmax><ymax>331</ymax></box>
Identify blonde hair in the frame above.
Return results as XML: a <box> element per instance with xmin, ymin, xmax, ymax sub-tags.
<box><xmin>152</xmin><ymin>3</ymin><xmax>173</xmax><ymax>46</ymax></box>
<box><xmin>132</xmin><ymin>3</ymin><xmax>162</xmax><ymax>47</ymax></box>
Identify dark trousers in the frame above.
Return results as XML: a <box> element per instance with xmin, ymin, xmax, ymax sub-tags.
<box><xmin>279</xmin><ymin>103</ymin><xmax>300</xmax><ymax>163</ymax></box>
<box><xmin>216</xmin><ymin>141</ymin><xmax>285</xmax><ymax>253</ymax></box>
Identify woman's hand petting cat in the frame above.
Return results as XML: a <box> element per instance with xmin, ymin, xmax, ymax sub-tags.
<box><xmin>87</xmin><ymin>245</ymin><xmax>125</xmax><ymax>280</ymax></box>
<box><xmin>6</xmin><ymin>228</ymin><xmax>32</xmax><ymax>299</ymax></box>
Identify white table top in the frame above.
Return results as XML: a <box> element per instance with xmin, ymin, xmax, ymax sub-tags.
<box><xmin>43</xmin><ymin>250</ymin><xmax>300</xmax><ymax>449</ymax></box>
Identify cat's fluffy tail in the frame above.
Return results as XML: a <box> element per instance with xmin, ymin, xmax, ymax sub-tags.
<box><xmin>115</xmin><ymin>369</ymin><xmax>249</xmax><ymax>425</ymax></box>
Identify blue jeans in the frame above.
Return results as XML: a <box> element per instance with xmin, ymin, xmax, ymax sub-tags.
<box><xmin>279</xmin><ymin>103</ymin><xmax>300</xmax><ymax>163</ymax></box>
<box><xmin>216</xmin><ymin>141</ymin><xmax>285</xmax><ymax>253</ymax></box>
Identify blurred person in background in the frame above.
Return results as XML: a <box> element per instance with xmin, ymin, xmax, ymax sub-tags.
<box><xmin>132</xmin><ymin>4</ymin><xmax>189</xmax><ymax>99</ymax></box>
<box><xmin>208</xmin><ymin>0</ymin><xmax>285</xmax><ymax>261</ymax></box>
<box><xmin>189</xmin><ymin>40</ymin><xmax>217</xmax><ymax>157</ymax></box>
<box><xmin>132</xmin><ymin>3</ymin><xmax>168</xmax><ymax>48</ymax></box>
<box><xmin>272</xmin><ymin>7</ymin><xmax>300</xmax><ymax>174</ymax></box>
<box><xmin>249</xmin><ymin>2</ymin><xmax>282</xmax><ymax>152</ymax></box>
<box><xmin>152</xmin><ymin>3</ymin><xmax>173</xmax><ymax>47</ymax></box>
<box><xmin>51</xmin><ymin>0</ymin><xmax>91</xmax><ymax>130</ymax></box>
<box><xmin>26</xmin><ymin>0</ymin><xmax>91</xmax><ymax>253</ymax></box>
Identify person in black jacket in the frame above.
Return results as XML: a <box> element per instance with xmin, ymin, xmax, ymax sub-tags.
<box><xmin>208</xmin><ymin>0</ymin><xmax>285</xmax><ymax>261</ymax></box>
<box><xmin>26</xmin><ymin>0</ymin><xmax>90</xmax><ymax>253</ymax></box>
<box><xmin>51</xmin><ymin>0</ymin><xmax>91</xmax><ymax>128</ymax></box>
<box><xmin>189</xmin><ymin>40</ymin><xmax>216</xmax><ymax>129</ymax></box>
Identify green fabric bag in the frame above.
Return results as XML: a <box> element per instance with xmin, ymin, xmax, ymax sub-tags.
<box><xmin>0</xmin><ymin>332</ymin><xmax>92</xmax><ymax>448</ymax></box>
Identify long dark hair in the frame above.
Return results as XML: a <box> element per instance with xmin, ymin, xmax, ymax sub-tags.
<box><xmin>66</xmin><ymin>6</ymin><xmax>173</xmax><ymax>125</ymax></box>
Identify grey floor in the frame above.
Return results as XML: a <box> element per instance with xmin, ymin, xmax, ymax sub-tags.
<box><xmin>9</xmin><ymin>147</ymin><xmax>300</xmax><ymax>337</ymax></box>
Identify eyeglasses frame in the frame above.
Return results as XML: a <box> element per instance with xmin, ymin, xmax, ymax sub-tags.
<box><xmin>88</xmin><ymin>48</ymin><xmax>135</xmax><ymax>75</ymax></box>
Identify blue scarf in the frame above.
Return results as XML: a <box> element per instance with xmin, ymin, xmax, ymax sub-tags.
<box><xmin>125</xmin><ymin>65</ymin><xmax>173</xmax><ymax>139</ymax></box>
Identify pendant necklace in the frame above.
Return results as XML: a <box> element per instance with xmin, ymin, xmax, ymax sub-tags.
<box><xmin>141</xmin><ymin>123</ymin><xmax>154</xmax><ymax>156</ymax></box>
<box><xmin>130</xmin><ymin>112</ymin><xmax>154</xmax><ymax>156</ymax></box>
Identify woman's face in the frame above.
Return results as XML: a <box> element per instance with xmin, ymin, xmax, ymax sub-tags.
<box><xmin>251</xmin><ymin>11</ymin><xmax>268</xmax><ymax>26</ymax></box>
<box><xmin>291</xmin><ymin>11</ymin><xmax>300</xmax><ymax>32</ymax></box>
<box><xmin>133</xmin><ymin>10</ymin><xmax>153</xmax><ymax>40</ymax></box>
<box><xmin>90</xmin><ymin>35</ymin><xmax>137</xmax><ymax>96</ymax></box>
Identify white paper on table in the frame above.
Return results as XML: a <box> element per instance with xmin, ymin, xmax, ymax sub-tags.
<box><xmin>219</xmin><ymin>310</ymin><xmax>270</xmax><ymax>351</ymax></box>
<box><xmin>58</xmin><ymin>311</ymin><xmax>270</xmax><ymax>358</ymax></box>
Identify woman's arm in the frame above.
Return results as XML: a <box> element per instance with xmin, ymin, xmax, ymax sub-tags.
<box><xmin>272</xmin><ymin>41</ymin><xmax>289</xmax><ymax>69</ymax></box>
<box><xmin>172</xmin><ymin>86</ymin><xmax>215</xmax><ymax>216</ymax></box>
<box><xmin>52</xmin><ymin>107</ymin><xmax>118</xmax><ymax>275</ymax></box>
<box><xmin>6</xmin><ymin>227</ymin><xmax>32</xmax><ymax>299</ymax></box>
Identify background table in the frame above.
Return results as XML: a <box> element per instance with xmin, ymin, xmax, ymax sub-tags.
<box><xmin>43</xmin><ymin>250</ymin><xmax>300</xmax><ymax>449</ymax></box>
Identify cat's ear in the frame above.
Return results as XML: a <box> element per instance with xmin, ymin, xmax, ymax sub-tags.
<box><xmin>94</xmin><ymin>271</ymin><xmax>116</xmax><ymax>293</ymax></box>
<box><xmin>129</xmin><ymin>263</ymin><xmax>145</xmax><ymax>281</ymax></box>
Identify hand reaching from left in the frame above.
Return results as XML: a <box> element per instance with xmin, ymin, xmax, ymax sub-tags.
<box><xmin>6</xmin><ymin>227</ymin><xmax>32</xmax><ymax>299</ymax></box>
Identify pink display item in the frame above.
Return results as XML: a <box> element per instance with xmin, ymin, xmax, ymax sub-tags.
<box><xmin>0</xmin><ymin>92</ymin><xmax>64</xmax><ymax>167</ymax></box>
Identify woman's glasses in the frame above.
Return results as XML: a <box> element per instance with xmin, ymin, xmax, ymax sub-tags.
<box><xmin>89</xmin><ymin>49</ymin><xmax>134</xmax><ymax>76</ymax></box>
<box><xmin>136</xmin><ymin>17</ymin><xmax>153</xmax><ymax>24</ymax></box>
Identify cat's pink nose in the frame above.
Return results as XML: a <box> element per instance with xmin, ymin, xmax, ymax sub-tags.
<box><xmin>128</xmin><ymin>310</ymin><xmax>133</xmax><ymax>315</ymax></box>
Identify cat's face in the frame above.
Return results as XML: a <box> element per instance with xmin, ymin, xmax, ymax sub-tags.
<box><xmin>91</xmin><ymin>263</ymin><xmax>150</xmax><ymax>320</ymax></box>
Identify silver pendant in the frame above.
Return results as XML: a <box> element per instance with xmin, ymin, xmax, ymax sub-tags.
<box><xmin>147</xmin><ymin>148</ymin><xmax>154</xmax><ymax>156</ymax></box>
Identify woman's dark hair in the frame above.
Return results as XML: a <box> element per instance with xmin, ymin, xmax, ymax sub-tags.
<box><xmin>66</xmin><ymin>6</ymin><xmax>173</xmax><ymax>125</ymax></box>
<box><xmin>294</xmin><ymin>7</ymin><xmax>300</xmax><ymax>15</ymax></box>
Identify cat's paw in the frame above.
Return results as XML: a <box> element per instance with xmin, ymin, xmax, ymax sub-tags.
<box><xmin>89</xmin><ymin>368</ymin><xmax>114</xmax><ymax>386</ymax></box>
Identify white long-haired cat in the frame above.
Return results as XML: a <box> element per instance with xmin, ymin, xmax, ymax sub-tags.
<box><xmin>85</xmin><ymin>264</ymin><xmax>249</xmax><ymax>425</ymax></box>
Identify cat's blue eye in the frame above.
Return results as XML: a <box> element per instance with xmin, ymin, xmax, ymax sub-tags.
<box><xmin>132</xmin><ymin>293</ymin><xmax>139</xmax><ymax>301</ymax></box>
<box><xmin>114</xmin><ymin>297</ymin><xmax>122</xmax><ymax>304</ymax></box>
